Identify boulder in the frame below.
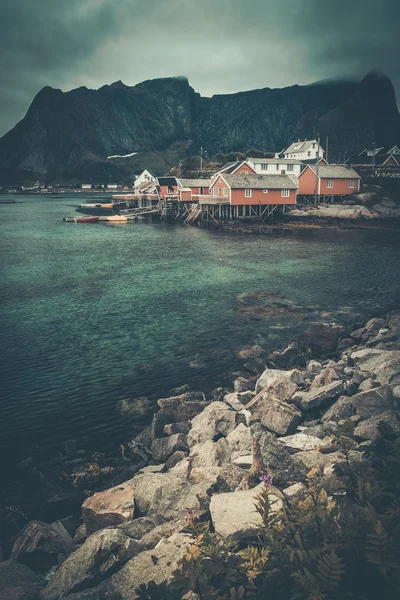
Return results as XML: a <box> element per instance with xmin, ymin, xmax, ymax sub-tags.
<box><xmin>41</xmin><ymin>529</ymin><xmax>140</xmax><ymax>600</ymax></box>
<box><xmin>238</xmin><ymin>345</ymin><xmax>265</xmax><ymax>359</ymax></box>
<box><xmin>0</xmin><ymin>560</ymin><xmax>43</xmax><ymax>600</ymax></box>
<box><xmin>349</xmin><ymin>386</ymin><xmax>394</xmax><ymax>419</ymax></box>
<box><xmin>157</xmin><ymin>392</ymin><xmax>209</xmax><ymax>422</ymax></box>
<box><xmin>101</xmin><ymin>533</ymin><xmax>194</xmax><ymax>600</ymax></box>
<box><xmin>119</xmin><ymin>514</ymin><xmax>167</xmax><ymax>540</ymax></box>
<box><xmin>82</xmin><ymin>479</ymin><xmax>135</xmax><ymax>535</ymax></box>
<box><xmin>296</xmin><ymin>323</ymin><xmax>342</xmax><ymax>357</ymax></box>
<box><xmin>187</xmin><ymin>402</ymin><xmax>238</xmax><ymax>447</ymax></box>
<box><xmin>283</xmin><ymin>482</ymin><xmax>307</xmax><ymax>500</ymax></box>
<box><xmin>11</xmin><ymin>521</ymin><xmax>69</xmax><ymax>573</ymax></box>
<box><xmin>210</xmin><ymin>483</ymin><xmax>282</xmax><ymax>541</ymax></box>
<box><xmin>278</xmin><ymin>433</ymin><xmax>325</xmax><ymax>453</ymax></box>
<box><xmin>351</xmin><ymin>318</ymin><xmax>387</xmax><ymax>342</ymax></box>
<box><xmin>294</xmin><ymin>450</ymin><xmax>356</xmax><ymax>475</ymax></box>
<box><xmin>321</xmin><ymin>396</ymin><xmax>355</xmax><ymax>423</ymax></box>
<box><xmin>252</xmin><ymin>425</ymin><xmax>307</xmax><ymax>486</ymax></box>
<box><xmin>225</xmin><ymin>423</ymin><xmax>253</xmax><ymax>458</ymax></box>
<box><xmin>223</xmin><ymin>392</ymin><xmax>246</xmax><ymax>411</ymax></box>
<box><xmin>249</xmin><ymin>393</ymin><xmax>302</xmax><ymax>436</ymax></box>
<box><xmin>165</xmin><ymin>450</ymin><xmax>188</xmax><ymax>470</ymax></box>
<box><xmin>310</xmin><ymin>367</ymin><xmax>341</xmax><ymax>390</ymax></box>
<box><xmin>243</xmin><ymin>357</ymin><xmax>266</xmax><ymax>375</ymax></box>
<box><xmin>190</xmin><ymin>439</ymin><xmax>231</xmax><ymax>469</ymax></box>
<box><xmin>298</xmin><ymin>380</ymin><xmax>345</xmax><ymax>411</ymax></box>
<box><xmin>140</xmin><ymin>519</ymin><xmax>187</xmax><ymax>551</ymax></box>
<box><xmin>306</xmin><ymin>360</ymin><xmax>323</xmax><ymax>375</ymax></box>
<box><xmin>163</xmin><ymin>422</ymin><xmax>191</xmax><ymax>436</ymax></box>
<box><xmin>358</xmin><ymin>378</ymin><xmax>380</xmax><ymax>392</ymax></box>
<box><xmin>255</xmin><ymin>367</ymin><xmax>303</xmax><ymax>397</ymax></box>
<box><xmin>151</xmin><ymin>434</ymin><xmax>188</xmax><ymax>463</ymax></box>
<box><xmin>232</xmin><ymin>455</ymin><xmax>253</xmax><ymax>469</ymax></box>
<box><xmin>351</xmin><ymin>349</ymin><xmax>400</xmax><ymax>385</ymax></box>
<box><xmin>234</xmin><ymin>377</ymin><xmax>253</xmax><ymax>392</ymax></box>
<box><xmin>354</xmin><ymin>411</ymin><xmax>400</xmax><ymax>441</ymax></box>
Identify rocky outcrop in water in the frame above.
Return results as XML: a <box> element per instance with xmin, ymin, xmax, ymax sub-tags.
<box><xmin>1</xmin><ymin>72</ymin><xmax>399</xmax><ymax>183</ymax></box>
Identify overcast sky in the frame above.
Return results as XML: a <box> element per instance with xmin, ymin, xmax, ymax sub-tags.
<box><xmin>0</xmin><ymin>0</ymin><xmax>399</xmax><ymax>136</ymax></box>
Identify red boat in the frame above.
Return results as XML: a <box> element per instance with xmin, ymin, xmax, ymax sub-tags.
<box><xmin>75</xmin><ymin>216</ymin><xmax>99</xmax><ymax>223</ymax></box>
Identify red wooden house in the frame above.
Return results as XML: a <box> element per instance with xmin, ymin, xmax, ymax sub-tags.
<box><xmin>156</xmin><ymin>177</ymin><xmax>179</xmax><ymax>199</ymax></box>
<box><xmin>177</xmin><ymin>178</ymin><xmax>211</xmax><ymax>201</ymax></box>
<box><xmin>298</xmin><ymin>164</ymin><xmax>361</xmax><ymax>198</ymax></box>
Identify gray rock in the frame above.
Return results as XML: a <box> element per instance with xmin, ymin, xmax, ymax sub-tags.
<box><xmin>223</xmin><ymin>392</ymin><xmax>246</xmax><ymax>411</ymax></box>
<box><xmin>225</xmin><ymin>423</ymin><xmax>253</xmax><ymax>458</ymax></box>
<box><xmin>306</xmin><ymin>360</ymin><xmax>323</xmax><ymax>375</ymax></box>
<box><xmin>232</xmin><ymin>455</ymin><xmax>253</xmax><ymax>469</ymax></box>
<box><xmin>151</xmin><ymin>434</ymin><xmax>188</xmax><ymax>463</ymax></box>
<box><xmin>358</xmin><ymin>378</ymin><xmax>380</xmax><ymax>392</ymax></box>
<box><xmin>41</xmin><ymin>529</ymin><xmax>139</xmax><ymax>600</ymax></box>
<box><xmin>187</xmin><ymin>402</ymin><xmax>238</xmax><ymax>447</ymax></box>
<box><xmin>116</xmin><ymin>397</ymin><xmax>153</xmax><ymax>419</ymax></box>
<box><xmin>190</xmin><ymin>439</ymin><xmax>231</xmax><ymax>468</ymax></box>
<box><xmin>351</xmin><ymin>349</ymin><xmax>400</xmax><ymax>385</ymax></box>
<box><xmin>299</xmin><ymin>380</ymin><xmax>345</xmax><ymax>411</ymax></box>
<box><xmin>156</xmin><ymin>392</ymin><xmax>209</xmax><ymax>426</ymax></box>
<box><xmin>283</xmin><ymin>482</ymin><xmax>307</xmax><ymax>499</ymax></box>
<box><xmin>278</xmin><ymin>433</ymin><xmax>325</xmax><ymax>453</ymax></box>
<box><xmin>321</xmin><ymin>396</ymin><xmax>355</xmax><ymax>423</ymax></box>
<box><xmin>101</xmin><ymin>533</ymin><xmax>194</xmax><ymax>600</ymax></box>
<box><xmin>252</xmin><ymin>425</ymin><xmax>307</xmax><ymax>486</ymax></box>
<box><xmin>234</xmin><ymin>377</ymin><xmax>253</xmax><ymax>392</ymax></box>
<box><xmin>163</xmin><ymin>422</ymin><xmax>191</xmax><ymax>436</ymax></box>
<box><xmin>210</xmin><ymin>483</ymin><xmax>282</xmax><ymax>541</ymax></box>
<box><xmin>310</xmin><ymin>367</ymin><xmax>341</xmax><ymax>390</ymax></box>
<box><xmin>249</xmin><ymin>393</ymin><xmax>302</xmax><ymax>436</ymax></box>
<box><xmin>238</xmin><ymin>345</ymin><xmax>265</xmax><ymax>359</ymax></box>
<box><xmin>140</xmin><ymin>519</ymin><xmax>187</xmax><ymax>550</ymax></box>
<box><xmin>165</xmin><ymin>450</ymin><xmax>188</xmax><ymax>470</ymax></box>
<box><xmin>0</xmin><ymin>560</ymin><xmax>43</xmax><ymax>600</ymax></box>
<box><xmin>294</xmin><ymin>450</ymin><xmax>360</xmax><ymax>475</ymax></box>
<box><xmin>119</xmin><ymin>514</ymin><xmax>167</xmax><ymax>539</ymax></box>
<box><xmin>11</xmin><ymin>521</ymin><xmax>69</xmax><ymax>573</ymax></box>
<box><xmin>351</xmin><ymin>318</ymin><xmax>387</xmax><ymax>341</ymax></box>
<box><xmin>350</xmin><ymin>386</ymin><xmax>394</xmax><ymax>419</ymax></box>
<box><xmin>354</xmin><ymin>411</ymin><xmax>400</xmax><ymax>441</ymax></box>
<box><xmin>82</xmin><ymin>479</ymin><xmax>135</xmax><ymax>535</ymax></box>
<box><xmin>255</xmin><ymin>367</ymin><xmax>303</xmax><ymax>397</ymax></box>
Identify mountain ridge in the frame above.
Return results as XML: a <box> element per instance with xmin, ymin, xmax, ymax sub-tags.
<box><xmin>1</xmin><ymin>72</ymin><xmax>399</xmax><ymax>183</ymax></box>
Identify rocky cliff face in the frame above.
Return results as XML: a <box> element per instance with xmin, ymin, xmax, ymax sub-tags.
<box><xmin>1</xmin><ymin>72</ymin><xmax>399</xmax><ymax>182</ymax></box>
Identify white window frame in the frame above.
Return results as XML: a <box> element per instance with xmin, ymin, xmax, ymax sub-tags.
<box><xmin>281</xmin><ymin>189</ymin><xmax>290</xmax><ymax>198</ymax></box>
<box><xmin>245</xmin><ymin>189</ymin><xmax>252</xmax><ymax>198</ymax></box>
<box><xmin>326</xmin><ymin>180</ymin><xmax>333</xmax><ymax>189</ymax></box>
<box><xmin>276</xmin><ymin>164</ymin><xmax>279</xmax><ymax>171</ymax></box>
<box><xmin>263</xmin><ymin>189</ymin><xmax>268</xmax><ymax>194</ymax></box>
<box><xmin>213</xmin><ymin>187</ymin><xmax>218</xmax><ymax>197</ymax></box>
<box><xmin>348</xmin><ymin>180</ymin><xmax>355</xmax><ymax>188</ymax></box>
<box><xmin>261</xmin><ymin>163</ymin><xmax>268</xmax><ymax>171</ymax></box>
<box><xmin>223</xmin><ymin>188</ymin><xmax>229</xmax><ymax>196</ymax></box>
<box><xmin>287</xmin><ymin>164</ymin><xmax>294</xmax><ymax>172</ymax></box>
<box><xmin>307</xmin><ymin>151</ymin><xmax>311</xmax><ymax>156</ymax></box>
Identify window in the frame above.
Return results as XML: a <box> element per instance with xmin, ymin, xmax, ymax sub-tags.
<box><xmin>276</xmin><ymin>164</ymin><xmax>279</xmax><ymax>171</ymax></box>
<box><xmin>348</xmin><ymin>180</ymin><xmax>355</xmax><ymax>188</ymax></box>
<box><xmin>261</xmin><ymin>163</ymin><xmax>268</xmax><ymax>170</ymax></box>
<box><xmin>312</xmin><ymin>143</ymin><xmax>316</xmax><ymax>149</ymax></box>
<box><xmin>263</xmin><ymin>189</ymin><xmax>268</xmax><ymax>193</ymax></box>
<box><xmin>245</xmin><ymin>189</ymin><xmax>252</xmax><ymax>197</ymax></box>
<box><xmin>326</xmin><ymin>180</ymin><xmax>333</xmax><ymax>188</ymax></box>
<box><xmin>307</xmin><ymin>151</ymin><xmax>311</xmax><ymax>156</ymax></box>
<box><xmin>168</xmin><ymin>186</ymin><xmax>174</xmax><ymax>194</ymax></box>
<box><xmin>281</xmin><ymin>189</ymin><xmax>290</xmax><ymax>197</ymax></box>
<box><xmin>287</xmin><ymin>164</ymin><xmax>294</xmax><ymax>172</ymax></box>
<box><xmin>223</xmin><ymin>188</ymin><xmax>229</xmax><ymax>196</ymax></box>
<box><xmin>213</xmin><ymin>188</ymin><xmax>218</xmax><ymax>197</ymax></box>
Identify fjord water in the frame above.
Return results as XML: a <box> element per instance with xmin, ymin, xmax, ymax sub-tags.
<box><xmin>1</xmin><ymin>195</ymin><xmax>400</xmax><ymax>468</ymax></box>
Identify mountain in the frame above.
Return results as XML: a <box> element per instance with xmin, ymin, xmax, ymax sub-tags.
<box><xmin>1</xmin><ymin>71</ymin><xmax>399</xmax><ymax>183</ymax></box>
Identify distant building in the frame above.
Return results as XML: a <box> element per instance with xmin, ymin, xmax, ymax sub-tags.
<box><xmin>106</xmin><ymin>184</ymin><xmax>118</xmax><ymax>190</ymax></box>
<box><xmin>356</xmin><ymin>145</ymin><xmax>400</xmax><ymax>166</ymax></box>
<box><xmin>283</xmin><ymin>139</ymin><xmax>325</xmax><ymax>162</ymax></box>
<box><xmin>298</xmin><ymin>164</ymin><xmax>361</xmax><ymax>197</ymax></box>
<box><xmin>247</xmin><ymin>157</ymin><xmax>303</xmax><ymax>178</ymax></box>
<box><xmin>156</xmin><ymin>177</ymin><xmax>179</xmax><ymax>198</ymax></box>
<box><xmin>134</xmin><ymin>169</ymin><xmax>155</xmax><ymax>191</ymax></box>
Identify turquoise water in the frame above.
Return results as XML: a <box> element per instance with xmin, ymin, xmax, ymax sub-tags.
<box><xmin>1</xmin><ymin>195</ymin><xmax>400</xmax><ymax>465</ymax></box>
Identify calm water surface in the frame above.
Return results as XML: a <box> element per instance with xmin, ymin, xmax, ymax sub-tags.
<box><xmin>1</xmin><ymin>195</ymin><xmax>400</xmax><ymax>466</ymax></box>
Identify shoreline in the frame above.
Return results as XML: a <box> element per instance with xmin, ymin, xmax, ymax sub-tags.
<box><xmin>2</xmin><ymin>304</ymin><xmax>400</xmax><ymax>598</ymax></box>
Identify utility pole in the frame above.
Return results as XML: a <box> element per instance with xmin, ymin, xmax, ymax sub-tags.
<box><xmin>325</xmin><ymin>136</ymin><xmax>329</xmax><ymax>163</ymax></box>
<box><xmin>372</xmin><ymin>141</ymin><xmax>376</xmax><ymax>166</ymax></box>
<box><xmin>200</xmin><ymin>147</ymin><xmax>203</xmax><ymax>173</ymax></box>
<box><xmin>314</xmin><ymin>135</ymin><xmax>321</xmax><ymax>205</ymax></box>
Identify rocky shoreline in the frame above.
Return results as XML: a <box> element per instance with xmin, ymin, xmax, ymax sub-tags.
<box><xmin>1</xmin><ymin>309</ymin><xmax>400</xmax><ymax>599</ymax></box>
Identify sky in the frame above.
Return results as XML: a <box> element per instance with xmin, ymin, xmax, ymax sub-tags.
<box><xmin>0</xmin><ymin>0</ymin><xmax>399</xmax><ymax>137</ymax></box>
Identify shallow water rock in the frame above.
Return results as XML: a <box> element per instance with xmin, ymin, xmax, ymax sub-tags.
<box><xmin>41</xmin><ymin>529</ymin><xmax>139</xmax><ymax>600</ymax></box>
<box><xmin>249</xmin><ymin>393</ymin><xmax>302</xmax><ymax>436</ymax></box>
<box><xmin>156</xmin><ymin>392</ymin><xmax>209</xmax><ymax>424</ymax></box>
<box><xmin>187</xmin><ymin>402</ymin><xmax>238</xmax><ymax>447</ymax></box>
<box><xmin>116</xmin><ymin>397</ymin><xmax>153</xmax><ymax>420</ymax></box>
<box><xmin>82</xmin><ymin>479</ymin><xmax>135</xmax><ymax>535</ymax></box>
<box><xmin>210</xmin><ymin>483</ymin><xmax>281</xmax><ymax>541</ymax></box>
<box><xmin>252</xmin><ymin>425</ymin><xmax>307</xmax><ymax>486</ymax></box>
<box><xmin>238</xmin><ymin>345</ymin><xmax>265</xmax><ymax>359</ymax></box>
<box><xmin>151</xmin><ymin>433</ymin><xmax>188</xmax><ymax>463</ymax></box>
<box><xmin>11</xmin><ymin>521</ymin><xmax>69</xmax><ymax>574</ymax></box>
<box><xmin>243</xmin><ymin>357</ymin><xmax>266</xmax><ymax>375</ymax></box>
<box><xmin>351</xmin><ymin>349</ymin><xmax>400</xmax><ymax>385</ymax></box>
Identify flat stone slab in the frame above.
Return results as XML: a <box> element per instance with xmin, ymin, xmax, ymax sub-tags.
<box><xmin>82</xmin><ymin>479</ymin><xmax>135</xmax><ymax>535</ymax></box>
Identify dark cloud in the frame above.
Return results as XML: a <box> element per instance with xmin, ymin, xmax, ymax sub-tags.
<box><xmin>0</xmin><ymin>0</ymin><xmax>399</xmax><ymax>136</ymax></box>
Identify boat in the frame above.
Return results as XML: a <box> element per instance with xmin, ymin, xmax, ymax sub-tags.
<box><xmin>63</xmin><ymin>217</ymin><xmax>77</xmax><ymax>222</ymax></box>
<box><xmin>79</xmin><ymin>203</ymin><xmax>113</xmax><ymax>209</ymax></box>
<box><xmin>106</xmin><ymin>215</ymin><xmax>128</xmax><ymax>223</ymax></box>
<box><xmin>76</xmin><ymin>216</ymin><xmax>99</xmax><ymax>223</ymax></box>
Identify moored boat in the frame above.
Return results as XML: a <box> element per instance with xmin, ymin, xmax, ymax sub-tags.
<box><xmin>106</xmin><ymin>215</ymin><xmax>128</xmax><ymax>223</ymax></box>
<box><xmin>63</xmin><ymin>217</ymin><xmax>77</xmax><ymax>222</ymax></box>
<box><xmin>76</xmin><ymin>216</ymin><xmax>99</xmax><ymax>223</ymax></box>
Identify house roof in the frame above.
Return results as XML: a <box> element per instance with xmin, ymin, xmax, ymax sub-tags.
<box><xmin>247</xmin><ymin>157</ymin><xmax>302</xmax><ymax>165</ymax></box>
<box><xmin>284</xmin><ymin>140</ymin><xmax>320</xmax><ymax>154</ymax></box>
<box><xmin>308</xmin><ymin>165</ymin><xmax>361</xmax><ymax>179</ymax></box>
<box><xmin>222</xmin><ymin>174</ymin><xmax>297</xmax><ymax>190</ymax></box>
<box><xmin>216</xmin><ymin>161</ymin><xmax>249</xmax><ymax>175</ymax></box>
<box><xmin>157</xmin><ymin>177</ymin><xmax>177</xmax><ymax>186</ymax></box>
<box><xmin>178</xmin><ymin>178</ymin><xmax>211</xmax><ymax>188</ymax></box>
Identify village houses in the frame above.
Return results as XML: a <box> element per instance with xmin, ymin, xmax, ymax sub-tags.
<box><xmin>283</xmin><ymin>139</ymin><xmax>324</xmax><ymax>162</ymax></box>
<box><xmin>298</xmin><ymin>164</ymin><xmax>361</xmax><ymax>198</ymax></box>
<box><xmin>247</xmin><ymin>156</ymin><xmax>303</xmax><ymax>177</ymax></box>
